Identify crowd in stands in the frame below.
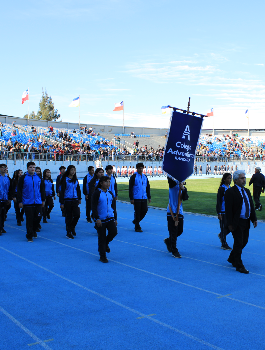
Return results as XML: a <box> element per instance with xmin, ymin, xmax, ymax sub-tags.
<box><xmin>1</xmin><ymin>122</ymin><xmax>265</xmax><ymax>162</ymax></box>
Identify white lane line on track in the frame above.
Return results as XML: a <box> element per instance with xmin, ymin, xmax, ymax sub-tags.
<box><xmin>0</xmin><ymin>306</ymin><xmax>53</xmax><ymax>350</ymax></box>
<box><xmin>0</xmin><ymin>246</ymin><xmax>224</xmax><ymax>350</ymax></box>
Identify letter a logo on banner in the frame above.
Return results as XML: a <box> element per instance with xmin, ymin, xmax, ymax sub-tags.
<box><xmin>182</xmin><ymin>125</ymin><xmax>190</xmax><ymax>141</ymax></box>
<box><xmin>163</xmin><ymin>111</ymin><xmax>203</xmax><ymax>182</ymax></box>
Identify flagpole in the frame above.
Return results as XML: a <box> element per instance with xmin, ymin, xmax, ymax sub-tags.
<box><xmin>79</xmin><ymin>95</ymin><xmax>80</xmax><ymax>128</ymax></box>
<box><xmin>248</xmin><ymin>110</ymin><xmax>250</xmax><ymax>136</ymax></box>
<box><xmin>123</xmin><ymin>102</ymin><xmax>124</xmax><ymax>134</ymax></box>
<box><xmin>28</xmin><ymin>88</ymin><xmax>29</xmax><ymax>120</ymax></box>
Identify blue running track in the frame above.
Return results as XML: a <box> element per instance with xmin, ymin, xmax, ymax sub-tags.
<box><xmin>0</xmin><ymin>200</ymin><xmax>265</xmax><ymax>350</ymax></box>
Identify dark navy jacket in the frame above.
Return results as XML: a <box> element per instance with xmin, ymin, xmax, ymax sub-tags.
<box><xmin>44</xmin><ymin>179</ymin><xmax>55</xmax><ymax>197</ymax></box>
<box><xmin>56</xmin><ymin>174</ymin><xmax>63</xmax><ymax>194</ymax></box>
<box><xmin>83</xmin><ymin>173</ymin><xmax>94</xmax><ymax>196</ymax></box>
<box><xmin>0</xmin><ymin>174</ymin><xmax>12</xmax><ymax>201</ymax></box>
<box><xmin>92</xmin><ymin>188</ymin><xmax>117</xmax><ymax>222</ymax></box>
<box><xmin>59</xmin><ymin>177</ymin><xmax>81</xmax><ymax>204</ymax></box>
<box><xmin>17</xmin><ymin>172</ymin><xmax>45</xmax><ymax>205</ymax></box>
<box><xmin>129</xmin><ymin>172</ymin><xmax>151</xmax><ymax>200</ymax></box>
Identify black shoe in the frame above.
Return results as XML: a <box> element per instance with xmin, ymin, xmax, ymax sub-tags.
<box><xmin>227</xmin><ymin>257</ymin><xmax>236</xmax><ymax>267</ymax></box>
<box><xmin>38</xmin><ymin>224</ymin><xmax>42</xmax><ymax>230</ymax></box>
<box><xmin>99</xmin><ymin>256</ymin><xmax>108</xmax><ymax>263</ymax></box>
<box><xmin>21</xmin><ymin>216</ymin><xmax>24</xmax><ymax>222</ymax></box>
<box><xmin>47</xmin><ymin>213</ymin><xmax>50</xmax><ymax>219</ymax></box>
<box><xmin>259</xmin><ymin>205</ymin><xmax>262</xmax><ymax>211</ymax></box>
<box><xmin>62</xmin><ymin>213</ymin><xmax>66</xmax><ymax>217</ymax></box>
<box><xmin>1</xmin><ymin>228</ymin><xmax>6</xmax><ymax>233</ymax></box>
<box><xmin>106</xmin><ymin>245</ymin><xmax>110</xmax><ymax>253</ymax></box>
<box><xmin>35</xmin><ymin>228</ymin><xmax>40</xmax><ymax>232</ymax></box>
<box><xmin>87</xmin><ymin>218</ymin><xmax>92</xmax><ymax>223</ymax></box>
<box><xmin>135</xmin><ymin>228</ymin><xmax>143</xmax><ymax>232</ymax></box>
<box><xmin>27</xmin><ymin>238</ymin><xmax>33</xmax><ymax>242</ymax></box>
<box><xmin>236</xmin><ymin>266</ymin><xmax>249</xmax><ymax>274</ymax></box>
<box><xmin>164</xmin><ymin>238</ymin><xmax>172</xmax><ymax>253</ymax></box>
<box><xmin>72</xmin><ymin>229</ymin><xmax>76</xmax><ymax>236</ymax></box>
<box><xmin>17</xmin><ymin>222</ymin><xmax>22</xmax><ymax>226</ymax></box>
<box><xmin>66</xmin><ymin>232</ymin><xmax>74</xmax><ymax>239</ymax></box>
<box><xmin>172</xmin><ymin>250</ymin><xmax>181</xmax><ymax>258</ymax></box>
<box><xmin>33</xmin><ymin>232</ymin><xmax>37</xmax><ymax>238</ymax></box>
<box><xmin>43</xmin><ymin>219</ymin><xmax>48</xmax><ymax>223</ymax></box>
<box><xmin>221</xmin><ymin>243</ymin><xmax>232</xmax><ymax>250</ymax></box>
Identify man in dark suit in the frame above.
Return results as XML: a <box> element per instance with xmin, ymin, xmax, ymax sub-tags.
<box><xmin>225</xmin><ymin>170</ymin><xmax>257</xmax><ymax>274</ymax></box>
<box><xmin>249</xmin><ymin>167</ymin><xmax>265</xmax><ymax>211</ymax></box>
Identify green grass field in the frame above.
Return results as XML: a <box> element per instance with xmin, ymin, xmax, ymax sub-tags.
<box><xmin>117</xmin><ymin>178</ymin><xmax>265</xmax><ymax>220</ymax></box>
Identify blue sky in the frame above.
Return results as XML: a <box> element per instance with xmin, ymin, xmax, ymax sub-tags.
<box><xmin>1</xmin><ymin>0</ymin><xmax>264</xmax><ymax>130</ymax></box>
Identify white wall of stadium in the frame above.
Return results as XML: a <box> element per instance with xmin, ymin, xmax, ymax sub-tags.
<box><xmin>4</xmin><ymin>159</ymin><xmax>265</xmax><ymax>180</ymax></box>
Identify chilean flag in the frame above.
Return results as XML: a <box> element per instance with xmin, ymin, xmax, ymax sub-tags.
<box><xmin>206</xmin><ymin>108</ymin><xmax>214</xmax><ymax>117</ymax></box>
<box><xmin>22</xmin><ymin>89</ymin><xmax>29</xmax><ymax>104</ymax></box>
<box><xmin>113</xmin><ymin>101</ymin><xmax>123</xmax><ymax>111</ymax></box>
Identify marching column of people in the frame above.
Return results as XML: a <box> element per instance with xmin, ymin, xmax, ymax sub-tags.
<box><xmin>1</xmin><ymin>162</ymin><xmax>262</xmax><ymax>272</ymax></box>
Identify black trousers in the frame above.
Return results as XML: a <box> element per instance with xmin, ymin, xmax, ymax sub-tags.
<box><xmin>43</xmin><ymin>196</ymin><xmax>54</xmax><ymax>220</ymax></box>
<box><xmin>219</xmin><ymin>213</ymin><xmax>229</xmax><ymax>245</ymax></box>
<box><xmin>64</xmin><ymin>200</ymin><xmax>80</xmax><ymax>233</ymax></box>
<box><xmin>133</xmin><ymin>199</ymin><xmax>148</xmax><ymax>229</ymax></box>
<box><xmin>253</xmin><ymin>187</ymin><xmax>262</xmax><ymax>208</ymax></box>
<box><xmin>96</xmin><ymin>219</ymin><xmax>118</xmax><ymax>257</ymax></box>
<box><xmin>167</xmin><ymin>214</ymin><xmax>183</xmax><ymax>253</ymax></box>
<box><xmin>228</xmin><ymin>219</ymin><xmax>249</xmax><ymax>268</ymax></box>
<box><xmin>0</xmin><ymin>201</ymin><xmax>7</xmax><ymax>231</ymax></box>
<box><xmin>86</xmin><ymin>198</ymin><xmax>92</xmax><ymax>220</ymax></box>
<box><xmin>14</xmin><ymin>201</ymin><xmax>24</xmax><ymax>223</ymax></box>
<box><xmin>24</xmin><ymin>205</ymin><xmax>42</xmax><ymax>239</ymax></box>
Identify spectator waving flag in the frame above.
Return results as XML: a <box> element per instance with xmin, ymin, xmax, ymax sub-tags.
<box><xmin>113</xmin><ymin>101</ymin><xmax>123</xmax><ymax>111</ymax></box>
<box><xmin>206</xmin><ymin>108</ymin><xmax>214</xmax><ymax>117</ymax></box>
<box><xmin>69</xmin><ymin>96</ymin><xmax>80</xmax><ymax>107</ymax></box>
<box><xmin>22</xmin><ymin>89</ymin><xmax>29</xmax><ymax>104</ymax></box>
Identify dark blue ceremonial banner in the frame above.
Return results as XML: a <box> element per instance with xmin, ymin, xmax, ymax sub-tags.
<box><xmin>163</xmin><ymin>111</ymin><xmax>203</xmax><ymax>182</ymax></box>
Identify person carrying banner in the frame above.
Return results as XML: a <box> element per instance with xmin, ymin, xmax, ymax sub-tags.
<box><xmin>92</xmin><ymin>176</ymin><xmax>118</xmax><ymax>263</ymax></box>
<box><xmin>129</xmin><ymin>162</ymin><xmax>151</xmax><ymax>232</ymax></box>
<box><xmin>83</xmin><ymin>166</ymin><xmax>95</xmax><ymax>222</ymax></box>
<box><xmin>12</xmin><ymin>169</ymin><xmax>24</xmax><ymax>226</ymax></box>
<box><xmin>164</xmin><ymin>177</ymin><xmax>188</xmax><ymax>258</ymax></box>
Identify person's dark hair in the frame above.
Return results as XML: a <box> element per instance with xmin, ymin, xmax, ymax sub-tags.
<box><xmin>62</xmin><ymin>165</ymin><xmax>77</xmax><ymax>183</ymax></box>
<box><xmin>98</xmin><ymin>176</ymin><xmax>110</xmax><ymax>188</ymax></box>
<box><xmin>43</xmin><ymin>169</ymin><xmax>53</xmax><ymax>183</ymax></box>
<box><xmin>0</xmin><ymin>164</ymin><xmax>7</xmax><ymax>168</ymax></box>
<box><xmin>13</xmin><ymin>169</ymin><xmax>22</xmax><ymax>184</ymax></box>
<box><xmin>35</xmin><ymin>166</ymin><xmax>42</xmax><ymax>178</ymax></box>
<box><xmin>27</xmin><ymin>161</ymin><xmax>35</xmax><ymax>168</ymax></box>
<box><xmin>167</xmin><ymin>176</ymin><xmax>178</xmax><ymax>189</ymax></box>
<box><xmin>220</xmin><ymin>172</ymin><xmax>232</xmax><ymax>186</ymax></box>
<box><xmin>59</xmin><ymin>166</ymin><xmax>66</xmax><ymax>171</ymax></box>
<box><xmin>105</xmin><ymin>165</ymin><xmax>113</xmax><ymax>171</ymax></box>
<box><xmin>95</xmin><ymin>168</ymin><xmax>104</xmax><ymax>178</ymax></box>
<box><xmin>88</xmin><ymin>166</ymin><xmax>94</xmax><ymax>171</ymax></box>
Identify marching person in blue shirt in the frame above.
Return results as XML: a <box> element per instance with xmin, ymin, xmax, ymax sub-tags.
<box><xmin>43</xmin><ymin>169</ymin><xmax>56</xmax><ymax>223</ymax></box>
<box><xmin>129</xmin><ymin>162</ymin><xmax>151</xmax><ymax>232</ymax></box>
<box><xmin>216</xmin><ymin>173</ymin><xmax>232</xmax><ymax>250</ymax></box>
<box><xmin>164</xmin><ymin>177</ymin><xmax>189</xmax><ymax>258</ymax></box>
<box><xmin>17</xmin><ymin>162</ymin><xmax>45</xmax><ymax>242</ymax></box>
<box><xmin>56</xmin><ymin>166</ymin><xmax>66</xmax><ymax>217</ymax></box>
<box><xmin>105</xmin><ymin>165</ymin><xmax>118</xmax><ymax>200</ymax></box>
<box><xmin>83</xmin><ymin>166</ymin><xmax>95</xmax><ymax>223</ymax></box>
<box><xmin>92</xmin><ymin>176</ymin><xmax>118</xmax><ymax>263</ymax></box>
<box><xmin>60</xmin><ymin>165</ymin><xmax>81</xmax><ymax>239</ymax></box>
<box><xmin>0</xmin><ymin>164</ymin><xmax>12</xmax><ymax>235</ymax></box>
